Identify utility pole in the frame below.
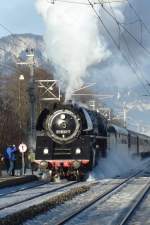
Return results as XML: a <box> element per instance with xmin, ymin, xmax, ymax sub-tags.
<box><xmin>17</xmin><ymin>48</ymin><xmax>36</xmax><ymax>152</ymax></box>
<box><xmin>28</xmin><ymin>49</ymin><xmax>36</xmax><ymax>152</ymax></box>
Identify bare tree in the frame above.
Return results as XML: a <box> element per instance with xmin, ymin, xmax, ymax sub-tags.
<box><xmin>0</xmin><ymin>67</ymin><xmax>54</xmax><ymax>155</ymax></box>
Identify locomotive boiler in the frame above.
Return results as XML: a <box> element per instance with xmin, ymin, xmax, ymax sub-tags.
<box><xmin>35</xmin><ymin>102</ymin><xmax>108</xmax><ymax>180</ymax></box>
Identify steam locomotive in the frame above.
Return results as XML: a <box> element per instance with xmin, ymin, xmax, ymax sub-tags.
<box><xmin>34</xmin><ymin>102</ymin><xmax>150</xmax><ymax>181</ymax></box>
<box><xmin>35</xmin><ymin>102</ymin><xmax>108</xmax><ymax>180</ymax></box>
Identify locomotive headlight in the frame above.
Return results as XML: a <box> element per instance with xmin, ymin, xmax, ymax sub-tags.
<box><xmin>60</xmin><ymin>114</ymin><xmax>66</xmax><ymax>120</ymax></box>
<box><xmin>75</xmin><ymin>148</ymin><xmax>81</xmax><ymax>155</ymax></box>
<box><xmin>43</xmin><ymin>148</ymin><xmax>49</xmax><ymax>155</ymax></box>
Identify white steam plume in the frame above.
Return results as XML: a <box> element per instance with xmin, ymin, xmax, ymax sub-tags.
<box><xmin>36</xmin><ymin>0</ymin><xmax>125</xmax><ymax>100</ymax></box>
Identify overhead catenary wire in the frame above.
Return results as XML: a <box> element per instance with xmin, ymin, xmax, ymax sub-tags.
<box><xmin>97</xmin><ymin>2</ymin><xmax>150</xmax><ymax>56</ymax></box>
<box><xmin>88</xmin><ymin>0</ymin><xmax>120</xmax><ymax>48</ymax></box>
<box><xmin>109</xmin><ymin>0</ymin><xmax>150</xmax><ymax>89</ymax></box>
<box><xmin>0</xmin><ymin>0</ymin><xmax>149</xmax><ymax>94</ymax></box>
<box><xmin>48</xmin><ymin>0</ymin><xmax>126</xmax><ymax>5</ymax></box>
<box><xmin>126</xmin><ymin>0</ymin><xmax>150</xmax><ymax>37</ymax></box>
<box><xmin>47</xmin><ymin>0</ymin><xmax>150</xmax><ymax>59</ymax></box>
<box><xmin>121</xmin><ymin>33</ymin><xmax>150</xmax><ymax>95</ymax></box>
<box><xmin>49</xmin><ymin>0</ymin><xmax>150</xmax><ymax>55</ymax></box>
<box><xmin>87</xmin><ymin>0</ymin><xmax>150</xmax><ymax>95</ymax></box>
<box><xmin>98</xmin><ymin>0</ymin><xmax>150</xmax><ymax>94</ymax></box>
<box><xmin>106</xmin><ymin>0</ymin><xmax>150</xmax><ymax>95</ymax></box>
<box><xmin>120</xmin><ymin>20</ymin><xmax>140</xmax><ymax>26</ymax></box>
<box><xmin>49</xmin><ymin>0</ymin><xmax>146</xmax><ymax>94</ymax></box>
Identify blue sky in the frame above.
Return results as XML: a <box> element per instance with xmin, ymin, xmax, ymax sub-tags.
<box><xmin>0</xmin><ymin>0</ymin><xmax>44</xmax><ymax>37</ymax></box>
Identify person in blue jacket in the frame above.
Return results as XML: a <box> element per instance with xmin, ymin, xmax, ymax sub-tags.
<box><xmin>8</xmin><ymin>145</ymin><xmax>17</xmax><ymax>176</ymax></box>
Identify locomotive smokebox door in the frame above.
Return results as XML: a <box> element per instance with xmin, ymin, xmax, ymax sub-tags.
<box><xmin>36</xmin><ymin>136</ymin><xmax>53</xmax><ymax>160</ymax></box>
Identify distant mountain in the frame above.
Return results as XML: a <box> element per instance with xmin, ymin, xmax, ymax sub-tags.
<box><xmin>0</xmin><ymin>33</ymin><xmax>48</xmax><ymax>74</ymax></box>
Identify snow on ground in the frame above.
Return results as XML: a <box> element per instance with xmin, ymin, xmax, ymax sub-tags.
<box><xmin>2</xmin><ymin>148</ymin><xmax>150</xmax><ymax>224</ymax></box>
<box><xmin>24</xmin><ymin>176</ymin><xmax>150</xmax><ymax>225</ymax></box>
<box><xmin>127</xmin><ymin>189</ymin><xmax>150</xmax><ymax>225</ymax></box>
<box><xmin>0</xmin><ymin>180</ymin><xmax>44</xmax><ymax>196</ymax></box>
<box><xmin>23</xmin><ymin>180</ymin><xmax>120</xmax><ymax>225</ymax></box>
<box><xmin>65</xmin><ymin>177</ymin><xmax>150</xmax><ymax>225</ymax></box>
<box><xmin>0</xmin><ymin>181</ymin><xmax>84</xmax><ymax>218</ymax></box>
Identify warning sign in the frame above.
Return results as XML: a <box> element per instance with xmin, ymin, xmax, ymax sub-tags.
<box><xmin>19</xmin><ymin>143</ymin><xmax>27</xmax><ymax>153</ymax></box>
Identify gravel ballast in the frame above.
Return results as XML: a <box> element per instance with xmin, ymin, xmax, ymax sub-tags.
<box><xmin>0</xmin><ymin>185</ymin><xmax>90</xmax><ymax>225</ymax></box>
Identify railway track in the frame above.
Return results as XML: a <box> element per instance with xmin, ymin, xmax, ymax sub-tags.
<box><xmin>0</xmin><ymin>181</ymin><xmax>77</xmax><ymax>211</ymax></box>
<box><xmin>0</xmin><ymin>180</ymin><xmax>50</xmax><ymax>197</ymax></box>
<box><xmin>118</xmin><ymin>181</ymin><xmax>150</xmax><ymax>225</ymax></box>
<box><xmin>1</xmin><ymin>168</ymin><xmax>149</xmax><ymax>225</ymax></box>
<box><xmin>48</xmin><ymin>171</ymin><xmax>147</xmax><ymax>225</ymax></box>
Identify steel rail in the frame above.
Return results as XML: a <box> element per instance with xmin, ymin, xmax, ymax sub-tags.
<box><xmin>0</xmin><ymin>181</ymin><xmax>77</xmax><ymax>211</ymax></box>
<box><xmin>118</xmin><ymin>181</ymin><xmax>150</xmax><ymax>225</ymax></box>
<box><xmin>0</xmin><ymin>180</ymin><xmax>50</xmax><ymax>198</ymax></box>
<box><xmin>55</xmin><ymin>171</ymin><xmax>143</xmax><ymax>225</ymax></box>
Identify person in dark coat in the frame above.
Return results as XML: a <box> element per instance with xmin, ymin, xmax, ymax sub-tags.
<box><xmin>8</xmin><ymin>145</ymin><xmax>17</xmax><ymax>176</ymax></box>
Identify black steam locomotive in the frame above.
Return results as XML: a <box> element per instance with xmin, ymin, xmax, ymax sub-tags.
<box><xmin>35</xmin><ymin>102</ymin><xmax>108</xmax><ymax>180</ymax></box>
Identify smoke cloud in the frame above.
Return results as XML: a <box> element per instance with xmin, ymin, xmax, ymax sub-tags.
<box><xmin>36</xmin><ymin>0</ymin><xmax>127</xmax><ymax>100</ymax></box>
<box><xmin>35</xmin><ymin>0</ymin><xmax>150</xmax><ymax>133</ymax></box>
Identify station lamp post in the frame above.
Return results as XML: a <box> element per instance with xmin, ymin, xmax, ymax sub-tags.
<box><xmin>18</xmin><ymin>74</ymin><xmax>24</xmax><ymax>129</ymax></box>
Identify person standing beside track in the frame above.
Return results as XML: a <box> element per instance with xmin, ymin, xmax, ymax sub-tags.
<box><xmin>8</xmin><ymin>145</ymin><xmax>17</xmax><ymax>176</ymax></box>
